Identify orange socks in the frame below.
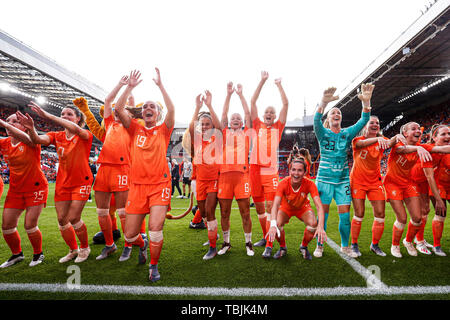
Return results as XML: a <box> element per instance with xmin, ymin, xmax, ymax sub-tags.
<box><xmin>149</xmin><ymin>231</ymin><xmax>164</xmax><ymax>265</ymax></box>
<box><xmin>3</xmin><ymin>228</ymin><xmax>22</xmax><ymax>255</ymax></box>
<box><xmin>192</xmin><ymin>209</ymin><xmax>203</xmax><ymax>224</ymax></box>
<box><xmin>415</xmin><ymin>216</ymin><xmax>428</xmax><ymax>242</ymax></box>
<box><xmin>302</xmin><ymin>226</ymin><xmax>315</xmax><ymax>247</ymax></box>
<box><xmin>26</xmin><ymin>227</ymin><xmax>43</xmax><ymax>254</ymax></box>
<box><xmin>432</xmin><ymin>216</ymin><xmax>445</xmax><ymax>247</ymax></box>
<box><xmin>207</xmin><ymin>220</ymin><xmax>218</xmax><ymax>248</ymax></box>
<box><xmin>351</xmin><ymin>216</ymin><xmax>363</xmax><ymax>244</ymax></box>
<box><xmin>392</xmin><ymin>220</ymin><xmax>405</xmax><ymax>246</ymax></box>
<box><xmin>59</xmin><ymin>223</ymin><xmax>78</xmax><ymax>250</ymax></box>
<box><xmin>73</xmin><ymin>220</ymin><xmax>89</xmax><ymax>249</ymax></box>
<box><xmin>405</xmin><ymin>220</ymin><xmax>422</xmax><ymax>243</ymax></box>
<box><xmin>372</xmin><ymin>218</ymin><xmax>385</xmax><ymax>245</ymax></box>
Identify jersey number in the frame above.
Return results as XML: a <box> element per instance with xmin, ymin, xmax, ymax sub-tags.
<box><xmin>161</xmin><ymin>188</ymin><xmax>171</xmax><ymax>201</ymax></box>
<box><xmin>359</xmin><ymin>150</ymin><xmax>368</xmax><ymax>160</ymax></box>
<box><xmin>396</xmin><ymin>155</ymin><xmax>408</xmax><ymax>167</ymax></box>
<box><xmin>136</xmin><ymin>135</ymin><xmax>147</xmax><ymax>148</ymax></box>
<box><xmin>79</xmin><ymin>185</ymin><xmax>92</xmax><ymax>195</ymax></box>
<box><xmin>324</xmin><ymin>140</ymin><xmax>335</xmax><ymax>151</ymax></box>
<box><xmin>117</xmin><ymin>175</ymin><xmax>128</xmax><ymax>186</ymax></box>
<box><xmin>34</xmin><ymin>190</ymin><xmax>45</xmax><ymax>201</ymax></box>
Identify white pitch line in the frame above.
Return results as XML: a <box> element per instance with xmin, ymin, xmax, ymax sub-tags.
<box><xmin>0</xmin><ymin>282</ymin><xmax>449</xmax><ymax>297</ymax></box>
<box><xmin>326</xmin><ymin>237</ymin><xmax>388</xmax><ymax>289</ymax></box>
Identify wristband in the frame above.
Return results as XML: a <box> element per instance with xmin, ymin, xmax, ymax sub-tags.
<box><xmin>270</xmin><ymin>220</ymin><xmax>277</xmax><ymax>228</ymax></box>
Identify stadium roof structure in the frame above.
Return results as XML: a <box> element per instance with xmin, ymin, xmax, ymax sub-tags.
<box><xmin>331</xmin><ymin>0</ymin><xmax>450</xmax><ymax>128</ymax></box>
<box><xmin>0</xmin><ymin>29</ymin><xmax>107</xmax><ymax>118</ymax></box>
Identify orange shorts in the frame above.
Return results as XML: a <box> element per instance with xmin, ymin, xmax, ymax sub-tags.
<box><xmin>93</xmin><ymin>164</ymin><xmax>130</xmax><ymax>193</ymax></box>
<box><xmin>126</xmin><ymin>180</ymin><xmax>172</xmax><ymax>214</ymax></box>
<box><xmin>384</xmin><ymin>182</ymin><xmax>419</xmax><ymax>201</ymax></box>
<box><xmin>415</xmin><ymin>181</ymin><xmax>429</xmax><ymax>195</ymax></box>
<box><xmin>5</xmin><ymin>187</ymin><xmax>48</xmax><ymax>210</ymax></box>
<box><xmin>279</xmin><ymin>204</ymin><xmax>313</xmax><ymax>221</ymax></box>
<box><xmin>429</xmin><ymin>183</ymin><xmax>450</xmax><ymax>200</ymax></box>
<box><xmin>350</xmin><ymin>182</ymin><xmax>385</xmax><ymax>201</ymax></box>
<box><xmin>196</xmin><ymin>179</ymin><xmax>218</xmax><ymax>201</ymax></box>
<box><xmin>249</xmin><ymin>165</ymin><xmax>278</xmax><ymax>202</ymax></box>
<box><xmin>55</xmin><ymin>185</ymin><xmax>92</xmax><ymax>202</ymax></box>
<box><xmin>218</xmin><ymin>171</ymin><xmax>250</xmax><ymax>200</ymax></box>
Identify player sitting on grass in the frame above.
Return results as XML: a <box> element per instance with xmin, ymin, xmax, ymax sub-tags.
<box><xmin>265</xmin><ymin>158</ymin><xmax>327</xmax><ymax>260</ymax></box>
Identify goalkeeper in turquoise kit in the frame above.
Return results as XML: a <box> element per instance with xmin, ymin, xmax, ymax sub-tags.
<box><xmin>313</xmin><ymin>84</ymin><xmax>374</xmax><ymax>258</ymax></box>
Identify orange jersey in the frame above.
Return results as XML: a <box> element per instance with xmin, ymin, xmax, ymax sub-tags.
<box><xmin>276</xmin><ymin>176</ymin><xmax>319</xmax><ymax>212</ymax></box>
<box><xmin>97</xmin><ymin>116</ymin><xmax>131</xmax><ymax>165</ymax></box>
<box><xmin>221</xmin><ymin>127</ymin><xmax>250</xmax><ymax>173</ymax></box>
<box><xmin>191</xmin><ymin>164</ymin><xmax>197</xmax><ymax>180</ymax></box>
<box><xmin>410</xmin><ymin>143</ymin><xmax>437</xmax><ymax>183</ymax></box>
<box><xmin>384</xmin><ymin>142</ymin><xmax>432</xmax><ymax>187</ymax></box>
<box><xmin>350</xmin><ymin>136</ymin><xmax>388</xmax><ymax>186</ymax></box>
<box><xmin>46</xmin><ymin>130</ymin><xmax>94</xmax><ymax>188</ymax></box>
<box><xmin>435</xmin><ymin>153</ymin><xmax>450</xmax><ymax>188</ymax></box>
<box><xmin>127</xmin><ymin>119</ymin><xmax>172</xmax><ymax>185</ymax></box>
<box><xmin>0</xmin><ymin>138</ymin><xmax>48</xmax><ymax>192</ymax></box>
<box><xmin>194</xmin><ymin>135</ymin><xmax>220</xmax><ymax>180</ymax></box>
<box><xmin>249</xmin><ymin>118</ymin><xmax>285</xmax><ymax>168</ymax></box>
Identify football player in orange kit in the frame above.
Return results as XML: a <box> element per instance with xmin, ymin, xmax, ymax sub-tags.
<box><xmin>249</xmin><ymin>71</ymin><xmax>288</xmax><ymax>248</ymax></box>
<box><xmin>349</xmin><ymin>116</ymin><xmax>406</xmax><ymax>257</ymax></box>
<box><xmin>17</xmin><ymin>101</ymin><xmax>93</xmax><ymax>264</ymax></box>
<box><xmin>216</xmin><ymin>82</ymin><xmax>253</xmax><ymax>256</ymax></box>
<box><xmin>384</xmin><ymin>122</ymin><xmax>448</xmax><ymax>258</ymax></box>
<box><xmin>0</xmin><ymin>114</ymin><xmax>48</xmax><ymax>268</ymax></box>
<box><xmin>92</xmin><ymin>75</ymin><xmax>134</xmax><ymax>261</ymax></box>
<box><xmin>265</xmin><ymin>158</ymin><xmax>326</xmax><ymax>260</ymax></box>
<box><xmin>190</xmin><ymin>91</ymin><xmax>222</xmax><ymax>260</ymax></box>
<box><xmin>412</xmin><ymin>125</ymin><xmax>449</xmax><ymax>256</ymax></box>
<box><xmin>114</xmin><ymin>68</ymin><xmax>174</xmax><ymax>282</ymax></box>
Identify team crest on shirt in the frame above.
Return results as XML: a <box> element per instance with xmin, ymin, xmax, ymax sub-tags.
<box><xmin>153</xmin><ymin>131</ymin><xmax>157</xmax><ymax>135</ymax></box>
<box><xmin>353</xmin><ymin>189</ymin><xmax>357</xmax><ymax>195</ymax></box>
<box><xmin>392</xmin><ymin>190</ymin><xmax>397</xmax><ymax>196</ymax></box>
<box><xmin>301</xmin><ymin>192</ymin><xmax>306</xmax><ymax>198</ymax></box>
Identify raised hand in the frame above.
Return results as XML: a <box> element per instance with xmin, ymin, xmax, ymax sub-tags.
<box><xmin>321</xmin><ymin>87</ymin><xmax>339</xmax><ymax>105</ymax></box>
<box><xmin>16</xmin><ymin>111</ymin><xmax>35</xmax><ymax>131</ymax></box>
<box><xmin>152</xmin><ymin>67</ymin><xmax>162</xmax><ymax>87</ymax></box>
<box><xmin>119</xmin><ymin>75</ymin><xmax>129</xmax><ymax>86</ymax></box>
<box><xmin>357</xmin><ymin>83</ymin><xmax>375</xmax><ymax>107</ymax></box>
<box><xmin>227</xmin><ymin>82</ymin><xmax>234</xmax><ymax>96</ymax></box>
<box><xmin>28</xmin><ymin>101</ymin><xmax>49</xmax><ymax>119</ymax></box>
<box><xmin>202</xmin><ymin>90</ymin><xmax>212</xmax><ymax>107</ymax></box>
<box><xmin>261</xmin><ymin>71</ymin><xmax>269</xmax><ymax>82</ymax></box>
<box><xmin>235</xmin><ymin>83</ymin><xmax>243</xmax><ymax>95</ymax></box>
<box><xmin>195</xmin><ymin>94</ymin><xmax>203</xmax><ymax>110</ymax></box>
<box><xmin>127</xmin><ymin>70</ymin><xmax>142</xmax><ymax>89</ymax></box>
<box><xmin>274</xmin><ymin>78</ymin><xmax>282</xmax><ymax>85</ymax></box>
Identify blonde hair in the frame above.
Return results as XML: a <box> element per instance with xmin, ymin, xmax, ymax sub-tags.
<box><xmin>428</xmin><ymin>124</ymin><xmax>448</xmax><ymax>143</ymax></box>
<box><xmin>362</xmin><ymin>115</ymin><xmax>382</xmax><ymax>137</ymax></box>
<box><xmin>400</xmin><ymin>122</ymin><xmax>419</xmax><ymax>136</ymax></box>
<box><xmin>323</xmin><ymin>107</ymin><xmax>341</xmax><ymax>129</ymax></box>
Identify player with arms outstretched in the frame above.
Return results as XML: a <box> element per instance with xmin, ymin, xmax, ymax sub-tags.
<box><xmin>313</xmin><ymin>84</ymin><xmax>372</xmax><ymax>258</ymax></box>
<box><xmin>114</xmin><ymin>69</ymin><xmax>174</xmax><ymax>282</ymax></box>
<box><xmin>249</xmin><ymin>71</ymin><xmax>288</xmax><ymax>248</ymax></box>
<box><xmin>18</xmin><ymin>102</ymin><xmax>93</xmax><ymax>263</ymax></box>
<box><xmin>0</xmin><ymin>113</ymin><xmax>48</xmax><ymax>267</ymax></box>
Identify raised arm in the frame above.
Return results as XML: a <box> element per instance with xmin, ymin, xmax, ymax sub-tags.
<box><xmin>346</xmin><ymin>83</ymin><xmax>374</xmax><ymax>138</ymax></box>
<box><xmin>275</xmin><ymin>78</ymin><xmax>288</xmax><ymax>124</ymax></box>
<box><xmin>189</xmin><ymin>94</ymin><xmax>203</xmax><ymax>142</ymax></box>
<box><xmin>28</xmin><ymin>101</ymin><xmax>90</xmax><ymax>140</ymax></box>
<box><xmin>73</xmin><ymin>97</ymin><xmax>105</xmax><ymax>141</ymax></box>
<box><xmin>250</xmin><ymin>71</ymin><xmax>269</xmax><ymax>122</ymax></box>
<box><xmin>312</xmin><ymin>195</ymin><xmax>327</xmax><ymax>244</ymax></box>
<box><xmin>15</xmin><ymin>111</ymin><xmax>51</xmax><ymax>146</ymax></box>
<box><xmin>235</xmin><ymin>84</ymin><xmax>251</xmax><ymax>128</ymax></box>
<box><xmin>153</xmin><ymin>68</ymin><xmax>175</xmax><ymax>129</ymax></box>
<box><xmin>104</xmin><ymin>75</ymin><xmax>129</xmax><ymax>119</ymax></box>
<box><xmin>354</xmin><ymin>136</ymin><xmax>390</xmax><ymax>150</ymax></box>
<box><xmin>314</xmin><ymin>87</ymin><xmax>339</xmax><ymax>140</ymax></box>
<box><xmin>221</xmin><ymin>82</ymin><xmax>234</xmax><ymax>130</ymax></box>
<box><xmin>202</xmin><ymin>90</ymin><xmax>221</xmax><ymax>130</ymax></box>
<box><xmin>115</xmin><ymin>70</ymin><xmax>142</xmax><ymax>129</ymax></box>
<box><xmin>0</xmin><ymin>117</ymin><xmax>34</xmax><ymax>147</ymax></box>
<box><xmin>266</xmin><ymin>195</ymin><xmax>282</xmax><ymax>243</ymax></box>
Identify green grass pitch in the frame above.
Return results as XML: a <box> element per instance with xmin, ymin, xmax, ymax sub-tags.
<box><xmin>0</xmin><ymin>183</ymin><xmax>448</xmax><ymax>300</ymax></box>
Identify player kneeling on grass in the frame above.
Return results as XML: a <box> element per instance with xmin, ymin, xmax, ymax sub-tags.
<box><xmin>264</xmin><ymin>159</ymin><xmax>326</xmax><ymax>260</ymax></box>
